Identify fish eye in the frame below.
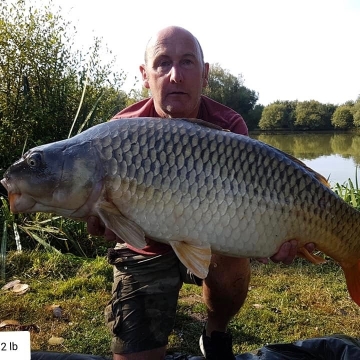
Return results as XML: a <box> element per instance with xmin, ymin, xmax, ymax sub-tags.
<box><xmin>27</xmin><ymin>152</ymin><xmax>42</xmax><ymax>168</ymax></box>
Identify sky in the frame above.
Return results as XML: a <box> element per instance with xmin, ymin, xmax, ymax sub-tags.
<box><xmin>46</xmin><ymin>0</ymin><xmax>360</xmax><ymax>105</ymax></box>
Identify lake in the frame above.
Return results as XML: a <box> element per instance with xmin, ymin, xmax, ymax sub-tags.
<box><xmin>250</xmin><ymin>132</ymin><xmax>360</xmax><ymax>187</ymax></box>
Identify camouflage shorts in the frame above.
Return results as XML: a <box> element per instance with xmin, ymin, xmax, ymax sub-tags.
<box><xmin>105</xmin><ymin>243</ymin><xmax>202</xmax><ymax>354</ymax></box>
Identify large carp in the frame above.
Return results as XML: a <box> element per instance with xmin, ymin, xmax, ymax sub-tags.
<box><xmin>2</xmin><ymin>118</ymin><xmax>360</xmax><ymax>306</ymax></box>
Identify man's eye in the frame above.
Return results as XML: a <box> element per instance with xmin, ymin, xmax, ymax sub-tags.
<box><xmin>181</xmin><ymin>59</ymin><xmax>194</xmax><ymax>68</ymax></box>
<box><xmin>158</xmin><ymin>60</ymin><xmax>171</xmax><ymax>68</ymax></box>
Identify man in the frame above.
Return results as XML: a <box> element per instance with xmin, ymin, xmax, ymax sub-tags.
<box><xmin>87</xmin><ymin>26</ymin><xmax>314</xmax><ymax>360</ymax></box>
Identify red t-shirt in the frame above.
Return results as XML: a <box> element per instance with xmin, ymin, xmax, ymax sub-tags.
<box><xmin>111</xmin><ymin>95</ymin><xmax>248</xmax><ymax>255</ymax></box>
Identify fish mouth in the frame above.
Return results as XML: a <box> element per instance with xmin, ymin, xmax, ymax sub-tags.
<box><xmin>1</xmin><ymin>177</ymin><xmax>15</xmax><ymax>196</ymax></box>
<box><xmin>1</xmin><ymin>177</ymin><xmax>9</xmax><ymax>191</ymax></box>
<box><xmin>1</xmin><ymin>178</ymin><xmax>36</xmax><ymax>213</ymax></box>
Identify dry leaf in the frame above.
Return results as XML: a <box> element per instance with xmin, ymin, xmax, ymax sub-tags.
<box><xmin>12</xmin><ymin>283</ymin><xmax>29</xmax><ymax>295</ymax></box>
<box><xmin>1</xmin><ymin>280</ymin><xmax>21</xmax><ymax>291</ymax></box>
<box><xmin>0</xmin><ymin>319</ymin><xmax>21</xmax><ymax>328</ymax></box>
<box><xmin>253</xmin><ymin>303</ymin><xmax>264</xmax><ymax>309</ymax></box>
<box><xmin>48</xmin><ymin>336</ymin><xmax>65</xmax><ymax>345</ymax></box>
<box><xmin>0</xmin><ymin>320</ymin><xmax>40</xmax><ymax>332</ymax></box>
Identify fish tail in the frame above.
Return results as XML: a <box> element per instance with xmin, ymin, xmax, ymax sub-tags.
<box><xmin>342</xmin><ymin>260</ymin><xmax>360</xmax><ymax>307</ymax></box>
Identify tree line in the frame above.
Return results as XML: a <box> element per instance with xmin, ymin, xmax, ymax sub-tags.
<box><xmin>1</xmin><ymin>0</ymin><xmax>359</xmax><ymax>171</ymax></box>
<box><xmin>258</xmin><ymin>99</ymin><xmax>360</xmax><ymax>131</ymax></box>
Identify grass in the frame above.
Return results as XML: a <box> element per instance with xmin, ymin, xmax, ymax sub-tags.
<box><xmin>173</xmin><ymin>260</ymin><xmax>360</xmax><ymax>356</ymax></box>
<box><xmin>1</xmin><ymin>252</ymin><xmax>359</xmax><ymax>357</ymax></box>
<box><xmin>0</xmin><ymin>251</ymin><xmax>113</xmax><ymax>357</ymax></box>
<box><xmin>231</xmin><ymin>261</ymin><xmax>360</xmax><ymax>354</ymax></box>
<box><xmin>334</xmin><ymin>176</ymin><xmax>360</xmax><ymax>209</ymax></box>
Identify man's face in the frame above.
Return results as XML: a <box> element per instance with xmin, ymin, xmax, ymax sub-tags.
<box><xmin>140</xmin><ymin>28</ymin><xmax>209</xmax><ymax>118</ymax></box>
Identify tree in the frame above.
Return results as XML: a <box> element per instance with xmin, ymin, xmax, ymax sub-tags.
<box><xmin>322</xmin><ymin>103</ymin><xmax>337</xmax><ymax>130</ymax></box>
<box><xmin>354</xmin><ymin>110</ymin><xmax>360</xmax><ymax>128</ymax></box>
<box><xmin>294</xmin><ymin>100</ymin><xmax>328</xmax><ymax>130</ymax></box>
<box><xmin>203</xmin><ymin>63</ymin><xmax>259</xmax><ymax>121</ymax></box>
<box><xmin>331</xmin><ymin>106</ymin><xmax>354</xmax><ymax>129</ymax></box>
<box><xmin>258</xmin><ymin>101</ymin><xmax>296</xmax><ymax>130</ymax></box>
<box><xmin>352</xmin><ymin>96</ymin><xmax>360</xmax><ymax>127</ymax></box>
<box><xmin>245</xmin><ymin>104</ymin><xmax>264</xmax><ymax>130</ymax></box>
<box><xmin>126</xmin><ymin>86</ymin><xmax>150</xmax><ymax>107</ymax></box>
<box><xmin>259</xmin><ymin>103</ymin><xmax>287</xmax><ymax>130</ymax></box>
<box><xmin>0</xmin><ymin>0</ymin><xmax>126</xmax><ymax>167</ymax></box>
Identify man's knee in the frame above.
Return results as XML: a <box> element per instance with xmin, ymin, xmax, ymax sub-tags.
<box><xmin>202</xmin><ymin>256</ymin><xmax>251</xmax><ymax>314</ymax></box>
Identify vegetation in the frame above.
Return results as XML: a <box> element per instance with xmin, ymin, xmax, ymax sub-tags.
<box><xmin>332</xmin><ymin>106</ymin><xmax>354</xmax><ymax>129</ymax></box>
<box><xmin>258</xmin><ymin>101</ymin><xmax>296</xmax><ymax>130</ymax></box>
<box><xmin>0</xmin><ymin>0</ymin><xmax>127</xmax><ymax>169</ymax></box>
<box><xmin>203</xmin><ymin>63</ymin><xmax>261</xmax><ymax>130</ymax></box>
<box><xmin>258</xmin><ymin>98</ymin><xmax>360</xmax><ymax>131</ymax></box>
<box><xmin>0</xmin><ymin>251</ymin><xmax>113</xmax><ymax>356</ymax></box>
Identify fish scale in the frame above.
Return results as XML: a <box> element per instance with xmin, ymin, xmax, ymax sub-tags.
<box><xmin>2</xmin><ymin>117</ymin><xmax>360</xmax><ymax>306</ymax></box>
<box><xmin>100</xmin><ymin>122</ymin><xmax>318</xmax><ymax>249</ymax></box>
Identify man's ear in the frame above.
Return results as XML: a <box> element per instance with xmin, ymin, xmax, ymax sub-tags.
<box><xmin>140</xmin><ymin>64</ymin><xmax>150</xmax><ymax>89</ymax></box>
<box><xmin>202</xmin><ymin>62</ymin><xmax>210</xmax><ymax>88</ymax></box>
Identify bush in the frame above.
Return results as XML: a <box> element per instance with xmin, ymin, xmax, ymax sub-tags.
<box><xmin>0</xmin><ymin>0</ymin><xmax>127</xmax><ymax>169</ymax></box>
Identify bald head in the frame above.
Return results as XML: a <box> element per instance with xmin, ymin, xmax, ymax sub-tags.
<box><xmin>144</xmin><ymin>26</ymin><xmax>204</xmax><ymax>66</ymax></box>
<box><xmin>139</xmin><ymin>25</ymin><xmax>209</xmax><ymax>118</ymax></box>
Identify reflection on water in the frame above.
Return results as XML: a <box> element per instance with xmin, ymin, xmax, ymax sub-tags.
<box><xmin>250</xmin><ymin>132</ymin><xmax>360</xmax><ymax>185</ymax></box>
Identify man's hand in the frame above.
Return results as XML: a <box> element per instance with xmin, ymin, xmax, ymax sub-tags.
<box><xmin>257</xmin><ymin>240</ymin><xmax>316</xmax><ymax>265</ymax></box>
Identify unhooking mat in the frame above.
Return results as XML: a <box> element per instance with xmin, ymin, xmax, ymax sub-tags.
<box><xmin>30</xmin><ymin>334</ymin><xmax>360</xmax><ymax>360</ymax></box>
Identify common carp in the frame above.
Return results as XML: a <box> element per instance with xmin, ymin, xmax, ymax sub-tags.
<box><xmin>2</xmin><ymin>118</ymin><xmax>360</xmax><ymax>306</ymax></box>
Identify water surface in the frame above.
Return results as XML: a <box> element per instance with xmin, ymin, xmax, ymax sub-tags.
<box><xmin>250</xmin><ymin>132</ymin><xmax>360</xmax><ymax>186</ymax></box>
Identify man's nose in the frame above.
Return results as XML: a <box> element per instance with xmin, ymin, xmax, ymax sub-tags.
<box><xmin>169</xmin><ymin>64</ymin><xmax>183</xmax><ymax>83</ymax></box>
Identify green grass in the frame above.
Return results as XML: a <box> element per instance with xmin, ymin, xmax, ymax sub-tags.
<box><xmin>334</xmin><ymin>176</ymin><xmax>360</xmax><ymax>209</ymax></box>
<box><xmin>0</xmin><ymin>251</ymin><xmax>113</xmax><ymax>357</ymax></box>
<box><xmin>1</xmin><ymin>252</ymin><xmax>359</xmax><ymax>357</ymax></box>
<box><xmin>173</xmin><ymin>259</ymin><xmax>360</xmax><ymax>356</ymax></box>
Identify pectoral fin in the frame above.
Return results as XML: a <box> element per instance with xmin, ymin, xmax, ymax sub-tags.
<box><xmin>341</xmin><ymin>260</ymin><xmax>360</xmax><ymax>307</ymax></box>
<box><xmin>297</xmin><ymin>247</ymin><xmax>326</xmax><ymax>264</ymax></box>
<box><xmin>97</xmin><ymin>200</ymin><xmax>147</xmax><ymax>249</ymax></box>
<box><xmin>169</xmin><ymin>241</ymin><xmax>212</xmax><ymax>279</ymax></box>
